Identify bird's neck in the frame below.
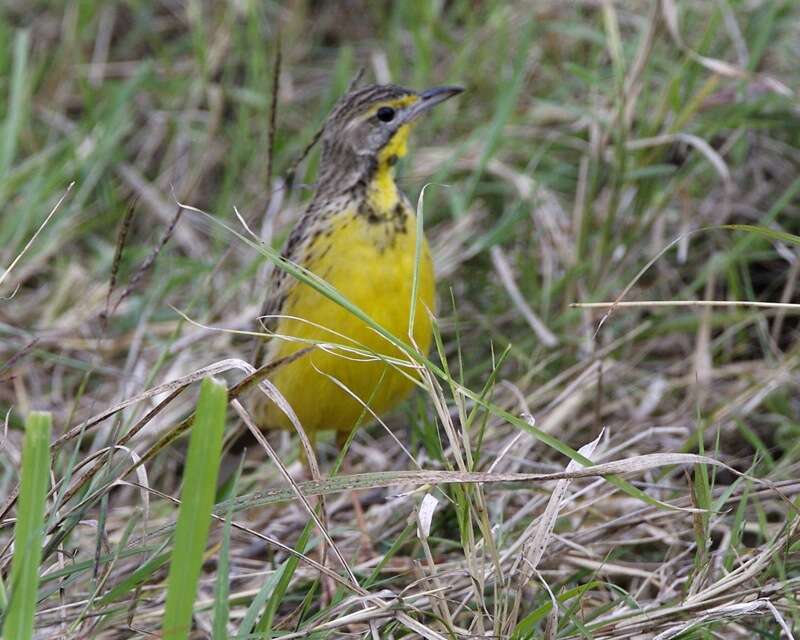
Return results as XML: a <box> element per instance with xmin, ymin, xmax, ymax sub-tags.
<box><xmin>366</xmin><ymin>124</ymin><xmax>410</xmax><ymax>214</ymax></box>
<box><xmin>314</xmin><ymin>125</ymin><xmax>412</xmax><ymax>216</ymax></box>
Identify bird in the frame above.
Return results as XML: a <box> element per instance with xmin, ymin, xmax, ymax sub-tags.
<box><xmin>251</xmin><ymin>82</ymin><xmax>463</xmax><ymax>456</ymax></box>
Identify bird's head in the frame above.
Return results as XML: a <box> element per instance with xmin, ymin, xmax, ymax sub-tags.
<box><xmin>317</xmin><ymin>83</ymin><xmax>463</xmax><ymax>193</ymax></box>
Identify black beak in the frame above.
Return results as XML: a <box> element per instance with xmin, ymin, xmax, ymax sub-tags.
<box><xmin>420</xmin><ymin>85</ymin><xmax>465</xmax><ymax>103</ymax></box>
<box><xmin>402</xmin><ymin>85</ymin><xmax>464</xmax><ymax>123</ymax></box>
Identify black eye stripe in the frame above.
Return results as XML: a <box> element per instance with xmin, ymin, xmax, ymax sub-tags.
<box><xmin>376</xmin><ymin>106</ymin><xmax>396</xmax><ymax>122</ymax></box>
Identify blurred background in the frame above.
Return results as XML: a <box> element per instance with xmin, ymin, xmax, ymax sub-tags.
<box><xmin>1</xmin><ymin>1</ymin><xmax>800</xmax><ymax>638</ymax></box>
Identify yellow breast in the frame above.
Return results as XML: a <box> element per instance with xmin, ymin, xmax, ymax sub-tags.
<box><xmin>258</xmin><ymin>203</ymin><xmax>435</xmax><ymax>434</ymax></box>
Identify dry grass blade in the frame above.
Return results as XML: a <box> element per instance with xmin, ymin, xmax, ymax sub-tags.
<box><xmin>490</xmin><ymin>246</ymin><xmax>558</xmax><ymax>347</ymax></box>
<box><xmin>626</xmin><ymin>133</ymin><xmax>731</xmax><ymax>183</ymax></box>
<box><xmin>0</xmin><ymin>182</ymin><xmax>73</xmax><ymax>293</ymax></box>
<box><xmin>517</xmin><ymin>429</ymin><xmax>604</xmax><ymax>576</ymax></box>
<box><xmin>661</xmin><ymin>0</ymin><xmax>792</xmax><ymax>96</ymax></box>
<box><xmin>653</xmin><ymin>599</ymin><xmax>796</xmax><ymax>640</ymax></box>
<box><xmin>573</xmin><ymin>300</ymin><xmax>800</xmax><ymax>311</ymax></box>
<box><xmin>208</xmin><ymin>453</ymin><xmax>745</xmax><ymax>516</ymax></box>
<box><xmin>232</xmin><ymin>399</ymin><xmax>355</xmax><ymax>585</ymax></box>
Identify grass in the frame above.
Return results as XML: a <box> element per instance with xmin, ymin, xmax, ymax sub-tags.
<box><xmin>2</xmin><ymin>1</ymin><xmax>800</xmax><ymax>638</ymax></box>
<box><xmin>1</xmin><ymin>411</ymin><xmax>51</xmax><ymax>640</ymax></box>
<box><xmin>162</xmin><ymin>376</ymin><xmax>227</xmax><ymax>639</ymax></box>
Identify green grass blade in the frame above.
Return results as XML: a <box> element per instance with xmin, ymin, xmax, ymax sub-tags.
<box><xmin>511</xmin><ymin>580</ymin><xmax>601</xmax><ymax>639</ymax></box>
<box><xmin>235</xmin><ymin>561</ymin><xmax>285</xmax><ymax>639</ymax></box>
<box><xmin>212</xmin><ymin>455</ymin><xmax>244</xmax><ymax>640</ymax></box>
<box><xmin>162</xmin><ymin>377</ymin><xmax>228</xmax><ymax>640</ymax></box>
<box><xmin>0</xmin><ymin>30</ymin><xmax>30</xmax><ymax>180</ymax></box>
<box><xmin>96</xmin><ymin>546</ymin><xmax>170</xmax><ymax>607</ymax></box>
<box><xmin>248</xmin><ymin>523</ymin><xmax>312</xmax><ymax>638</ymax></box>
<box><xmin>721</xmin><ymin>224</ymin><xmax>800</xmax><ymax>248</ymax></box>
<box><xmin>2</xmin><ymin>411</ymin><xmax>52</xmax><ymax>640</ymax></box>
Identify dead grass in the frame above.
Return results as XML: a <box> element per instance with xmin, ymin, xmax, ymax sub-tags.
<box><xmin>2</xmin><ymin>1</ymin><xmax>800</xmax><ymax>638</ymax></box>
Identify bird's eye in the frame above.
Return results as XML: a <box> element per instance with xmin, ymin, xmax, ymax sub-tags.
<box><xmin>376</xmin><ymin>106</ymin><xmax>396</xmax><ymax>122</ymax></box>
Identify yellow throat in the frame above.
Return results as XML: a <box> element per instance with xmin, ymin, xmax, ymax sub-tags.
<box><xmin>369</xmin><ymin>123</ymin><xmax>410</xmax><ymax>211</ymax></box>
